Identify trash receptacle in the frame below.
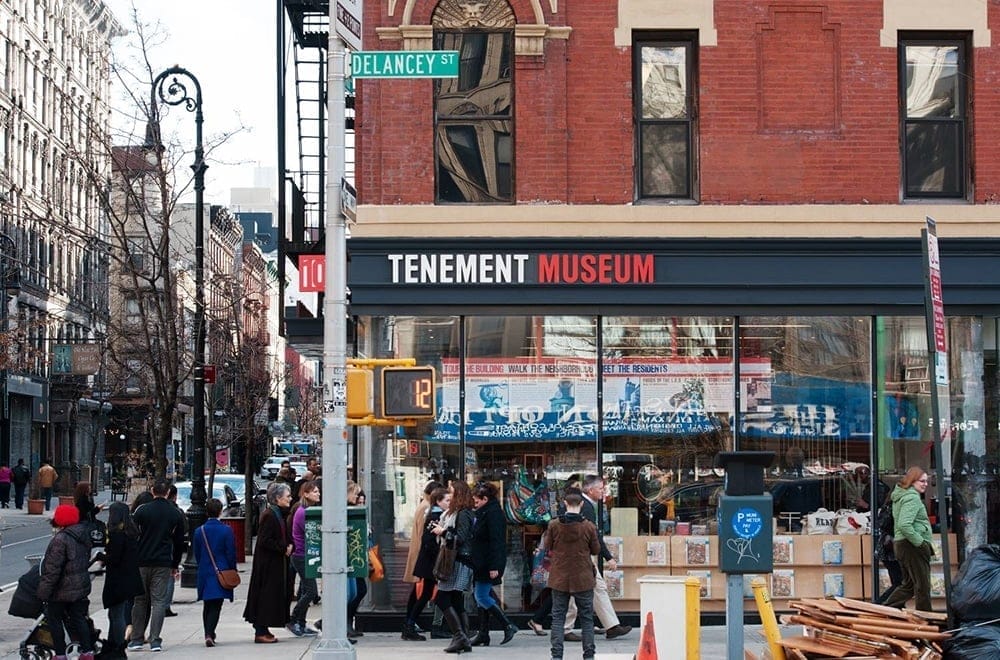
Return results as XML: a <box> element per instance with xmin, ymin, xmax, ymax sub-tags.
<box><xmin>220</xmin><ymin>518</ymin><xmax>246</xmax><ymax>563</ymax></box>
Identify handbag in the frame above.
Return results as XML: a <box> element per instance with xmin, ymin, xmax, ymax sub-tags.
<box><xmin>201</xmin><ymin>526</ymin><xmax>241</xmax><ymax>590</ymax></box>
<box><xmin>368</xmin><ymin>544</ymin><xmax>385</xmax><ymax>581</ymax></box>
<box><xmin>530</xmin><ymin>546</ymin><xmax>551</xmax><ymax>589</ymax></box>
<box><xmin>7</xmin><ymin>564</ymin><xmax>43</xmax><ymax>619</ymax></box>
<box><xmin>433</xmin><ymin>534</ymin><xmax>457</xmax><ymax>582</ymax></box>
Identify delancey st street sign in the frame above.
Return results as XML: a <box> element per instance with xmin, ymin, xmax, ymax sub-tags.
<box><xmin>350</xmin><ymin>50</ymin><xmax>459</xmax><ymax>78</ymax></box>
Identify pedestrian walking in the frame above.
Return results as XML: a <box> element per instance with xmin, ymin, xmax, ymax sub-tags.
<box><xmin>469</xmin><ymin>481</ymin><xmax>518</xmax><ymax>646</ymax></box>
<box><xmin>37</xmin><ymin>504</ymin><xmax>96</xmax><ymax>660</ymax></box>
<box><xmin>544</xmin><ymin>488</ymin><xmax>601</xmax><ymax>660</ymax></box>
<box><xmin>74</xmin><ymin>481</ymin><xmax>102</xmax><ymax>524</ymax></box>
<box><xmin>402</xmin><ymin>484</ymin><xmax>447</xmax><ymax>641</ymax></box>
<box><xmin>874</xmin><ymin>491</ymin><xmax>903</xmax><ymax>605</ymax></box>
<box><xmin>37</xmin><ymin>460</ymin><xmax>58</xmax><ymax>511</ymax></box>
<box><xmin>347</xmin><ymin>483</ymin><xmax>368</xmax><ymax>639</ymax></box>
<box><xmin>162</xmin><ymin>483</ymin><xmax>188</xmax><ymax>618</ymax></box>
<box><xmin>0</xmin><ymin>462</ymin><xmax>11</xmax><ymax>508</ymax></box>
<box><xmin>193</xmin><ymin>498</ymin><xmax>238</xmax><ymax>647</ymax></box>
<box><xmin>431</xmin><ymin>479</ymin><xmax>476</xmax><ymax>654</ymax></box>
<box><xmin>12</xmin><ymin>459</ymin><xmax>30</xmax><ymax>509</ymax></box>
<box><xmin>243</xmin><ymin>481</ymin><xmax>294</xmax><ymax>643</ymax></box>
<box><xmin>127</xmin><ymin>479</ymin><xmax>187</xmax><ymax>653</ymax></box>
<box><xmin>883</xmin><ymin>466</ymin><xmax>935</xmax><ymax>612</ymax></box>
<box><xmin>288</xmin><ymin>480</ymin><xmax>320</xmax><ymax>637</ymax></box>
<box><xmin>102</xmin><ymin>502</ymin><xmax>143</xmax><ymax>659</ymax></box>
<box><xmin>562</xmin><ymin>475</ymin><xmax>631</xmax><ymax>641</ymax></box>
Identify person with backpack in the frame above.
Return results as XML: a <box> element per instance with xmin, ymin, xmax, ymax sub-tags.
<box><xmin>11</xmin><ymin>459</ymin><xmax>30</xmax><ymax>509</ymax></box>
<box><xmin>37</xmin><ymin>504</ymin><xmax>96</xmax><ymax>660</ymax></box>
<box><xmin>874</xmin><ymin>491</ymin><xmax>903</xmax><ymax>605</ymax></box>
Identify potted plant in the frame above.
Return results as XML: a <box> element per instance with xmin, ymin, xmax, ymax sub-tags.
<box><xmin>27</xmin><ymin>481</ymin><xmax>44</xmax><ymax>515</ymax></box>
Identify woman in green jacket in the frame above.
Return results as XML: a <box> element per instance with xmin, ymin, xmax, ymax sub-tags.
<box><xmin>883</xmin><ymin>466</ymin><xmax>934</xmax><ymax>611</ymax></box>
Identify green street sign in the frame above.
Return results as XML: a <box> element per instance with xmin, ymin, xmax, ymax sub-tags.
<box><xmin>350</xmin><ymin>50</ymin><xmax>459</xmax><ymax>78</ymax></box>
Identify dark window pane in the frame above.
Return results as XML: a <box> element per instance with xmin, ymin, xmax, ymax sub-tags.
<box><xmin>437</xmin><ymin>121</ymin><xmax>512</xmax><ymax>203</ymax></box>
<box><xmin>641</xmin><ymin>45</ymin><xmax>688</xmax><ymax>119</ymax></box>
<box><xmin>641</xmin><ymin>123</ymin><xmax>689</xmax><ymax>197</ymax></box>
<box><xmin>435</xmin><ymin>33</ymin><xmax>511</xmax><ymax>118</ymax></box>
<box><xmin>905</xmin><ymin>45</ymin><xmax>960</xmax><ymax>118</ymax></box>
<box><xmin>905</xmin><ymin>121</ymin><xmax>962</xmax><ymax>196</ymax></box>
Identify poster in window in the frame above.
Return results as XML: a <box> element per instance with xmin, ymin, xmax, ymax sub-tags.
<box><xmin>685</xmin><ymin>537</ymin><xmax>710</xmax><ymax>565</ymax></box>
<box><xmin>823</xmin><ymin>573</ymin><xmax>845</xmax><ymax>598</ymax></box>
<box><xmin>822</xmin><ymin>540</ymin><xmax>843</xmax><ymax>565</ymax></box>
<box><xmin>646</xmin><ymin>540</ymin><xmax>667</xmax><ymax>566</ymax></box>
<box><xmin>771</xmin><ymin>569</ymin><xmax>795</xmax><ymax>599</ymax></box>
<box><xmin>773</xmin><ymin>536</ymin><xmax>794</xmax><ymax>564</ymax></box>
<box><xmin>687</xmin><ymin>570</ymin><xmax>711</xmax><ymax>599</ymax></box>
<box><xmin>604</xmin><ymin>570</ymin><xmax>624</xmax><ymax>599</ymax></box>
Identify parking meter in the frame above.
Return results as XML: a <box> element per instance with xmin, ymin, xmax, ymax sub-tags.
<box><xmin>717</xmin><ymin>451</ymin><xmax>775</xmax><ymax>574</ymax></box>
<box><xmin>715</xmin><ymin>451</ymin><xmax>775</xmax><ymax>660</ymax></box>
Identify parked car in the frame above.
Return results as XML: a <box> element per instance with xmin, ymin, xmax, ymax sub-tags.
<box><xmin>210</xmin><ymin>474</ymin><xmax>267</xmax><ymax>531</ymax></box>
<box><xmin>174</xmin><ymin>482</ymin><xmax>240</xmax><ymax>517</ymax></box>
<box><xmin>259</xmin><ymin>456</ymin><xmax>285</xmax><ymax>480</ymax></box>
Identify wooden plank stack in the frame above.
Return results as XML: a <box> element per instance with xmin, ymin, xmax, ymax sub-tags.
<box><xmin>773</xmin><ymin>597</ymin><xmax>950</xmax><ymax>659</ymax></box>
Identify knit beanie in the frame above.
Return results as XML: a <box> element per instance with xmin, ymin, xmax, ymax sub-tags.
<box><xmin>53</xmin><ymin>504</ymin><xmax>80</xmax><ymax>528</ymax></box>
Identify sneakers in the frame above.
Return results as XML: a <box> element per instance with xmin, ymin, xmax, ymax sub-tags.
<box><xmin>605</xmin><ymin>624</ymin><xmax>633</xmax><ymax>640</ymax></box>
<box><xmin>287</xmin><ymin>622</ymin><xmax>306</xmax><ymax>637</ymax></box>
<box><xmin>126</xmin><ymin>641</ymin><xmax>144</xmax><ymax>652</ymax></box>
<box><xmin>150</xmin><ymin>641</ymin><xmax>163</xmax><ymax>652</ymax></box>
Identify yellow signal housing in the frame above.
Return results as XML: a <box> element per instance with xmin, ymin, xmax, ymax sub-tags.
<box><xmin>346</xmin><ymin>367</ymin><xmax>373</xmax><ymax>419</ymax></box>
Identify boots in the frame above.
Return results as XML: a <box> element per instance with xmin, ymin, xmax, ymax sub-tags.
<box><xmin>401</xmin><ymin>621</ymin><xmax>426</xmax><ymax>641</ymax></box>
<box><xmin>489</xmin><ymin>604</ymin><xmax>519</xmax><ymax>645</ymax></box>
<box><xmin>470</xmin><ymin>607</ymin><xmax>490</xmax><ymax>646</ymax></box>
<box><xmin>460</xmin><ymin>611</ymin><xmax>472</xmax><ymax>638</ymax></box>
<box><xmin>442</xmin><ymin>607</ymin><xmax>472</xmax><ymax>654</ymax></box>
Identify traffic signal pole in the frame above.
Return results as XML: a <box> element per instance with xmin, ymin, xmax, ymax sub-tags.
<box><xmin>313</xmin><ymin>23</ymin><xmax>355</xmax><ymax>660</ymax></box>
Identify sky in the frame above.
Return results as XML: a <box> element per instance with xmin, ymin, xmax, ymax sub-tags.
<box><xmin>103</xmin><ymin>0</ymin><xmax>279</xmax><ymax>204</ymax></box>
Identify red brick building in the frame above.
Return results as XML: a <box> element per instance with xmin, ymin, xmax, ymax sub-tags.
<box><xmin>342</xmin><ymin>1</ymin><xmax>1000</xmax><ymax>616</ymax></box>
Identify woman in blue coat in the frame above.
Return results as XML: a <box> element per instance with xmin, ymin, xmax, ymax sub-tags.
<box><xmin>193</xmin><ymin>498</ymin><xmax>238</xmax><ymax>647</ymax></box>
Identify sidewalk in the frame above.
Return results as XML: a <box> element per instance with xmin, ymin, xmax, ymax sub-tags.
<box><xmin>0</xmin><ymin>561</ymin><xmax>781</xmax><ymax>659</ymax></box>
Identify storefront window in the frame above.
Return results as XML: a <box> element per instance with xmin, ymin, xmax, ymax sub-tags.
<box><xmin>738</xmin><ymin>316</ymin><xmax>872</xmax><ymax>531</ymax></box>
<box><xmin>601</xmin><ymin>316</ymin><xmax>734</xmax><ymax>535</ymax></box>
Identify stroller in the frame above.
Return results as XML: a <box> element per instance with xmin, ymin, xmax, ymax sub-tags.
<box><xmin>9</xmin><ymin>557</ymin><xmax>106</xmax><ymax>659</ymax></box>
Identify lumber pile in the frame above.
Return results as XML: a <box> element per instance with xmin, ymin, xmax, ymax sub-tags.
<box><xmin>776</xmin><ymin>597</ymin><xmax>950</xmax><ymax>659</ymax></box>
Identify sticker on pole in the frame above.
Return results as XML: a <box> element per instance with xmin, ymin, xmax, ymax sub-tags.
<box><xmin>732</xmin><ymin>508</ymin><xmax>764</xmax><ymax>539</ymax></box>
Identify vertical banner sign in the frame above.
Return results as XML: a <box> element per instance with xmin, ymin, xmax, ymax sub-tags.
<box><xmin>299</xmin><ymin>254</ymin><xmax>326</xmax><ymax>292</ymax></box>
<box><xmin>921</xmin><ymin>215</ymin><xmax>953</xmax><ymax>601</ymax></box>
<box><xmin>334</xmin><ymin>0</ymin><xmax>363</xmax><ymax>51</ymax></box>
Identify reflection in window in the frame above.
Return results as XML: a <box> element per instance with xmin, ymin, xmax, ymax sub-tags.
<box><xmin>635</xmin><ymin>37</ymin><xmax>697</xmax><ymax>199</ymax></box>
<box><xmin>602</xmin><ymin>316</ymin><xmax>734</xmax><ymax>534</ymax></box>
<box><xmin>900</xmin><ymin>38</ymin><xmax>967</xmax><ymax>198</ymax></box>
<box><xmin>435</xmin><ymin>31</ymin><xmax>513</xmax><ymax>203</ymax></box>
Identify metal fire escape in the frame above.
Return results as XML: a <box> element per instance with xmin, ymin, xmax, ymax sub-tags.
<box><xmin>278</xmin><ymin>0</ymin><xmax>355</xmax><ymax>356</ymax></box>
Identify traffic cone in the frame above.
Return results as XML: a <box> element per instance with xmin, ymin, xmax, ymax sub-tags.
<box><xmin>635</xmin><ymin>611</ymin><xmax>658</xmax><ymax>660</ymax></box>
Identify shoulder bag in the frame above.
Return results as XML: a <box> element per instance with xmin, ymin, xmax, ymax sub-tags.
<box><xmin>202</xmin><ymin>526</ymin><xmax>241</xmax><ymax>589</ymax></box>
<box><xmin>433</xmin><ymin>531</ymin><xmax>457</xmax><ymax>582</ymax></box>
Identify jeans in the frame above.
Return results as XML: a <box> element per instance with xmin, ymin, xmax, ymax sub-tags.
<box><xmin>46</xmin><ymin>600</ymin><xmax>93</xmax><ymax>655</ymax></box>
<box><xmin>130</xmin><ymin>566</ymin><xmax>172</xmax><ymax>646</ymax></box>
<box><xmin>348</xmin><ymin>577</ymin><xmax>367</xmax><ymax>627</ymax></box>
<box><xmin>551</xmin><ymin>589</ymin><xmax>595</xmax><ymax>659</ymax></box>
<box><xmin>42</xmin><ymin>487</ymin><xmax>53</xmax><ymax>511</ymax></box>
<box><xmin>14</xmin><ymin>483</ymin><xmax>26</xmax><ymax>509</ymax></box>
<box><xmin>203</xmin><ymin>599</ymin><xmax>223</xmax><ymax>638</ymax></box>
<box><xmin>290</xmin><ymin>555</ymin><xmax>318</xmax><ymax>625</ymax></box>
<box><xmin>108</xmin><ymin>601</ymin><xmax>129</xmax><ymax>649</ymax></box>
<box><xmin>565</xmin><ymin>558</ymin><xmax>620</xmax><ymax>630</ymax></box>
<box><xmin>473</xmin><ymin>580</ymin><xmax>498</xmax><ymax>609</ymax></box>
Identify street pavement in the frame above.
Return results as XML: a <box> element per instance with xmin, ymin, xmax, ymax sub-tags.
<box><xmin>0</xmin><ymin>499</ymin><xmax>784</xmax><ymax>658</ymax></box>
<box><xmin>0</xmin><ymin>563</ymin><xmax>781</xmax><ymax>659</ymax></box>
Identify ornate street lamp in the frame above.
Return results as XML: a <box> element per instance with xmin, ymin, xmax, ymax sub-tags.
<box><xmin>150</xmin><ymin>66</ymin><xmax>207</xmax><ymax>587</ymax></box>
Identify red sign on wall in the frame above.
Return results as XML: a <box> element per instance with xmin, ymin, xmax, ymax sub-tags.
<box><xmin>300</xmin><ymin>255</ymin><xmax>326</xmax><ymax>292</ymax></box>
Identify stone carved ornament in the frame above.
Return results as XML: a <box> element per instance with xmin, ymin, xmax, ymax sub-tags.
<box><xmin>433</xmin><ymin>0</ymin><xmax>516</xmax><ymax>29</ymax></box>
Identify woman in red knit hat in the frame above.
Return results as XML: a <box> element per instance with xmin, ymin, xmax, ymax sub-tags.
<box><xmin>38</xmin><ymin>504</ymin><xmax>95</xmax><ymax>660</ymax></box>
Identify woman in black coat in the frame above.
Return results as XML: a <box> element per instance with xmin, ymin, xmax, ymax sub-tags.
<box><xmin>243</xmin><ymin>482</ymin><xmax>294</xmax><ymax>643</ymax></box>
<box><xmin>402</xmin><ymin>486</ymin><xmax>449</xmax><ymax>641</ymax></box>
<box><xmin>103</xmin><ymin>502</ymin><xmax>144</xmax><ymax>658</ymax></box>
<box><xmin>469</xmin><ymin>482</ymin><xmax>518</xmax><ymax>646</ymax></box>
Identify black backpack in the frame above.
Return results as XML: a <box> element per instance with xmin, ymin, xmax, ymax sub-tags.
<box><xmin>875</xmin><ymin>502</ymin><xmax>895</xmax><ymax>560</ymax></box>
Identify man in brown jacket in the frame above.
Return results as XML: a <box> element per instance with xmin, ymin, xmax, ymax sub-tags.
<box><xmin>543</xmin><ymin>487</ymin><xmax>600</xmax><ymax>660</ymax></box>
<box><xmin>37</xmin><ymin>460</ymin><xmax>58</xmax><ymax>511</ymax></box>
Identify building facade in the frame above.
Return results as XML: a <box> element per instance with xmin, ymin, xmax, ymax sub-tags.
<box><xmin>0</xmin><ymin>0</ymin><xmax>119</xmax><ymax>485</ymax></box>
<box><xmin>337</xmin><ymin>0</ymin><xmax>1000</xmax><ymax>617</ymax></box>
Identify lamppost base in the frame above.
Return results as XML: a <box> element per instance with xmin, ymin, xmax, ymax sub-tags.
<box><xmin>312</xmin><ymin>638</ymin><xmax>357</xmax><ymax>659</ymax></box>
